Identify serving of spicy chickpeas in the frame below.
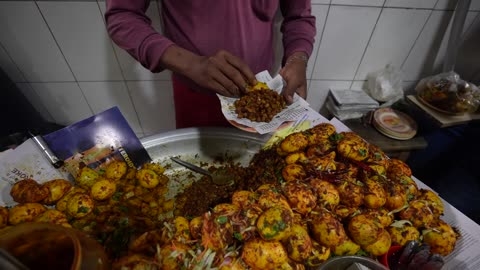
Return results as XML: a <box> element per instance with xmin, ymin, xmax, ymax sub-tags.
<box><xmin>234</xmin><ymin>84</ymin><xmax>286</xmax><ymax>122</ymax></box>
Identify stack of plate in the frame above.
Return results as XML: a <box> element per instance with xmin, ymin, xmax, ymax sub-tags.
<box><xmin>372</xmin><ymin>108</ymin><xmax>417</xmax><ymax>140</ymax></box>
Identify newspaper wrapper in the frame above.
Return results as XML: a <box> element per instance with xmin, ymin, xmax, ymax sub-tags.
<box><xmin>0</xmin><ymin>139</ymin><xmax>70</xmax><ymax>205</ymax></box>
<box><xmin>0</xmin><ymin>107</ymin><xmax>151</xmax><ymax>206</ymax></box>
<box><xmin>218</xmin><ymin>70</ymin><xmax>321</xmax><ymax>134</ymax></box>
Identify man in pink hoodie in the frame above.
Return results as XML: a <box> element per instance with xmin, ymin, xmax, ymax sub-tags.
<box><xmin>105</xmin><ymin>1</ymin><xmax>316</xmax><ymax>128</ymax></box>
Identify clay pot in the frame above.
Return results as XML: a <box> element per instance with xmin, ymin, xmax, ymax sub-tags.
<box><xmin>0</xmin><ymin>223</ymin><xmax>109</xmax><ymax>270</ymax></box>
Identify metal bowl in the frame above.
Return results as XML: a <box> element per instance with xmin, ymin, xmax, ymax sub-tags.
<box><xmin>141</xmin><ymin>127</ymin><xmax>269</xmax><ymax>164</ymax></box>
<box><xmin>316</xmin><ymin>256</ymin><xmax>389</xmax><ymax>270</ymax></box>
<box><xmin>140</xmin><ymin>127</ymin><xmax>269</xmax><ymax>199</ymax></box>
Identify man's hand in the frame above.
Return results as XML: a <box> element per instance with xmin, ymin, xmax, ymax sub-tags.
<box><xmin>188</xmin><ymin>50</ymin><xmax>257</xmax><ymax>97</ymax></box>
<box><xmin>160</xmin><ymin>46</ymin><xmax>256</xmax><ymax>97</ymax></box>
<box><xmin>279</xmin><ymin>52</ymin><xmax>308</xmax><ymax>104</ymax></box>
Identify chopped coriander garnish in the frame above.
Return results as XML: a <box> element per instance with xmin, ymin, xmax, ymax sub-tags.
<box><xmin>112</xmin><ymin>191</ymin><xmax>123</xmax><ymax>201</ymax></box>
<box><xmin>329</xmin><ymin>133</ymin><xmax>344</xmax><ymax>142</ymax></box>
<box><xmin>234</xmin><ymin>232</ymin><xmax>243</xmax><ymax>241</ymax></box>
<box><xmin>216</xmin><ymin>216</ymin><xmax>228</xmax><ymax>224</ymax></box>
<box><xmin>78</xmin><ymin>206</ymin><xmax>90</xmax><ymax>213</ymax></box>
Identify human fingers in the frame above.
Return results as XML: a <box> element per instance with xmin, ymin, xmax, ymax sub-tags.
<box><xmin>216</xmin><ymin>58</ymin><xmax>250</xmax><ymax>94</ymax></box>
<box><xmin>223</xmin><ymin>52</ymin><xmax>257</xmax><ymax>86</ymax></box>
<box><xmin>296</xmin><ymin>83</ymin><xmax>307</xmax><ymax>99</ymax></box>
<box><xmin>281</xmin><ymin>77</ymin><xmax>306</xmax><ymax>104</ymax></box>
<box><xmin>208</xmin><ymin>66</ymin><xmax>240</xmax><ymax>97</ymax></box>
<box><xmin>279</xmin><ymin>60</ymin><xmax>307</xmax><ymax>104</ymax></box>
<box><xmin>282</xmin><ymin>86</ymin><xmax>295</xmax><ymax>104</ymax></box>
<box><xmin>279</xmin><ymin>68</ymin><xmax>294</xmax><ymax>104</ymax></box>
<box><xmin>209</xmin><ymin>79</ymin><xmax>231</xmax><ymax>97</ymax></box>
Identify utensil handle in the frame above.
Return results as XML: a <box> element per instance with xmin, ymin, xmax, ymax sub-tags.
<box><xmin>170</xmin><ymin>157</ymin><xmax>211</xmax><ymax>176</ymax></box>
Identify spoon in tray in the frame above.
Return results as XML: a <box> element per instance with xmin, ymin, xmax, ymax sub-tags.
<box><xmin>170</xmin><ymin>157</ymin><xmax>234</xmax><ymax>186</ymax></box>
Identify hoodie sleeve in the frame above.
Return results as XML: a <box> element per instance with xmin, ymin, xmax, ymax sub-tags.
<box><xmin>280</xmin><ymin>0</ymin><xmax>316</xmax><ymax>62</ymax></box>
<box><xmin>105</xmin><ymin>0</ymin><xmax>175</xmax><ymax>72</ymax></box>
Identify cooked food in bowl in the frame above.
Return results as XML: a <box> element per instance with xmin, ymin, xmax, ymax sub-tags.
<box><xmin>234</xmin><ymin>82</ymin><xmax>286</xmax><ymax>122</ymax></box>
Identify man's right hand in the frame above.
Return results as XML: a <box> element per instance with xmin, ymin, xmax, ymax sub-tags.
<box><xmin>160</xmin><ymin>46</ymin><xmax>256</xmax><ymax>97</ymax></box>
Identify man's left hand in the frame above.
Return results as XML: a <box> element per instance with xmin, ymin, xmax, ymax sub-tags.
<box><xmin>279</xmin><ymin>52</ymin><xmax>308</xmax><ymax>104</ymax></box>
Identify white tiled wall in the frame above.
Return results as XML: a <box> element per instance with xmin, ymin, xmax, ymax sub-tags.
<box><xmin>28</xmin><ymin>82</ymin><xmax>93</xmax><ymax>125</ymax></box>
<box><xmin>0</xmin><ymin>1</ymin><xmax>75</xmax><ymax>82</ymax></box>
<box><xmin>1</xmin><ymin>0</ymin><xmax>479</xmax><ymax>137</ymax></box>
<box><xmin>355</xmin><ymin>8</ymin><xmax>431</xmax><ymax>80</ymax></box>
<box><xmin>313</xmin><ymin>6</ymin><xmax>382</xmax><ymax>80</ymax></box>
<box><xmin>37</xmin><ymin>1</ymin><xmax>124</xmax><ymax>81</ymax></box>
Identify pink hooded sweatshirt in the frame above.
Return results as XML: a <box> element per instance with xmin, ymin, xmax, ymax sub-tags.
<box><xmin>105</xmin><ymin>0</ymin><xmax>316</xmax><ymax>128</ymax></box>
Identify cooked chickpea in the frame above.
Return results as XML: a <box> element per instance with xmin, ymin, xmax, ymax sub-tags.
<box><xmin>234</xmin><ymin>89</ymin><xmax>286</xmax><ymax>122</ymax></box>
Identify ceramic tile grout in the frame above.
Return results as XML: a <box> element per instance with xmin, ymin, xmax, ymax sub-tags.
<box><xmin>0</xmin><ymin>41</ymin><xmax>29</xmax><ymax>83</ymax></box>
<box><xmin>95</xmin><ymin>0</ymin><xmax>147</xmax><ymax>135</ymax></box>
<box><xmin>349</xmin><ymin>0</ymin><xmax>387</xmax><ymax>89</ymax></box>
<box><xmin>400</xmin><ymin>0</ymin><xmax>440</xmax><ymax>70</ymax></box>
<box><xmin>34</xmin><ymin>0</ymin><xmax>78</xmax><ymax>83</ymax></box>
<box><xmin>33</xmin><ymin>0</ymin><xmax>96</xmax><ymax>118</ymax></box>
<box><xmin>308</xmin><ymin>0</ymin><xmax>332</xmax><ymax>83</ymax></box>
<box><xmin>18</xmin><ymin>82</ymin><xmax>56</xmax><ymax>122</ymax></box>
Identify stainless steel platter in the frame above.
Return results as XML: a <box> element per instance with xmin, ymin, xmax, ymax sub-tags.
<box><xmin>141</xmin><ymin>127</ymin><xmax>269</xmax><ymax>164</ymax></box>
<box><xmin>140</xmin><ymin>127</ymin><xmax>270</xmax><ymax>199</ymax></box>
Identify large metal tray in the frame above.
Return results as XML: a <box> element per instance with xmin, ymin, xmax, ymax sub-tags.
<box><xmin>140</xmin><ymin>127</ymin><xmax>269</xmax><ymax>199</ymax></box>
<box><xmin>141</xmin><ymin>127</ymin><xmax>269</xmax><ymax>163</ymax></box>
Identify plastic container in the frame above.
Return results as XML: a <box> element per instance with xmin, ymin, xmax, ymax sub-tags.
<box><xmin>0</xmin><ymin>223</ymin><xmax>109</xmax><ymax>270</ymax></box>
<box><xmin>416</xmin><ymin>72</ymin><xmax>480</xmax><ymax>115</ymax></box>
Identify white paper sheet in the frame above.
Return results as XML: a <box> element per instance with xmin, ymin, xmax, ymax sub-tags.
<box><xmin>218</xmin><ymin>70</ymin><xmax>321</xmax><ymax>134</ymax></box>
<box><xmin>0</xmin><ymin>139</ymin><xmax>71</xmax><ymax>205</ymax></box>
